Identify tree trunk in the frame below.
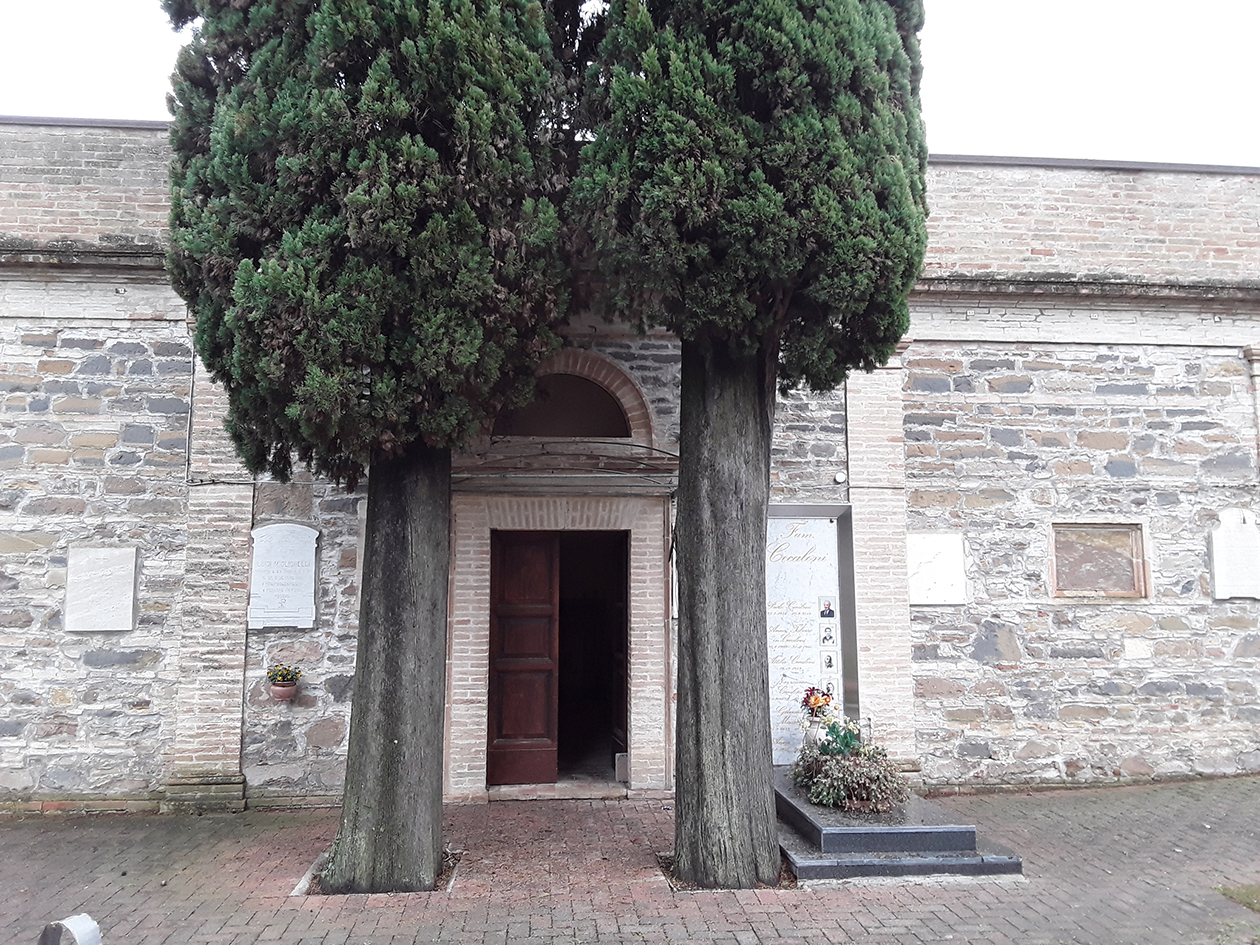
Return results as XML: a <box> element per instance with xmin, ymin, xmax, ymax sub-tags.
<box><xmin>673</xmin><ymin>334</ymin><xmax>780</xmax><ymax>888</ymax></box>
<box><xmin>322</xmin><ymin>446</ymin><xmax>451</xmax><ymax>893</ymax></box>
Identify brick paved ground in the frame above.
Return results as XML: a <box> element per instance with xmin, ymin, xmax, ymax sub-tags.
<box><xmin>3</xmin><ymin>775</ymin><xmax>1258</xmax><ymax>944</ymax></box>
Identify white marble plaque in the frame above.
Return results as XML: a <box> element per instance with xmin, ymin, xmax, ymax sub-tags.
<box><xmin>1209</xmin><ymin>508</ymin><xmax>1260</xmax><ymax>600</ymax></box>
<box><xmin>66</xmin><ymin>546</ymin><xmax>138</xmax><ymax>632</ymax></box>
<box><xmin>906</xmin><ymin>532</ymin><xmax>968</xmax><ymax>605</ymax></box>
<box><xmin>247</xmin><ymin>523</ymin><xmax>318</xmax><ymax>629</ymax></box>
<box><xmin>765</xmin><ymin>518</ymin><xmax>838</xmax><ymax>765</ymax></box>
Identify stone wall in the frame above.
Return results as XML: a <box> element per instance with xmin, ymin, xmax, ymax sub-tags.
<box><xmin>903</xmin><ymin>317</ymin><xmax>1260</xmax><ymax>786</ymax></box>
<box><xmin>0</xmin><ymin>276</ymin><xmax>192</xmax><ymax>804</ymax></box>
<box><xmin>241</xmin><ymin>479</ymin><xmax>363</xmax><ymax>806</ymax></box>
<box><xmin>3</xmin><ymin>119</ymin><xmax>1259</xmax><ymax>804</ymax></box>
<box><xmin>771</xmin><ymin>388</ymin><xmax>849</xmax><ymax>502</ymax></box>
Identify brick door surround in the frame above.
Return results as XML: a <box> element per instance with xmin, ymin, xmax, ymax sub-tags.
<box><xmin>447</xmin><ymin>495</ymin><xmax>673</xmax><ymax>800</ymax></box>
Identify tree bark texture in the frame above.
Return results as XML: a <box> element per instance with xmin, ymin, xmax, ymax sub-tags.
<box><xmin>673</xmin><ymin>335</ymin><xmax>781</xmax><ymax>888</ymax></box>
<box><xmin>322</xmin><ymin>446</ymin><xmax>451</xmax><ymax>893</ymax></box>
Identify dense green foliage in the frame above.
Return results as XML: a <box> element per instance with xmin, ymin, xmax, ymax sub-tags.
<box><xmin>573</xmin><ymin>0</ymin><xmax>928</xmax><ymax>390</ymax></box>
<box><xmin>792</xmin><ymin>722</ymin><xmax>910</xmax><ymax>813</ymax></box>
<box><xmin>791</xmin><ymin>740</ymin><xmax>910</xmax><ymax>812</ymax></box>
<box><xmin>166</xmin><ymin>0</ymin><xmax>567</xmax><ymax>486</ymax></box>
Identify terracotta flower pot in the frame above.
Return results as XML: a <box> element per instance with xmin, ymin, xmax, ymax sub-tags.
<box><xmin>270</xmin><ymin>681</ymin><xmax>298</xmax><ymax>701</ymax></box>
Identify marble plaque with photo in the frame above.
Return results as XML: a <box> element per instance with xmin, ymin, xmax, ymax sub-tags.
<box><xmin>765</xmin><ymin>517</ymin><xmax>839</xmax><ymax>764</ymax></box>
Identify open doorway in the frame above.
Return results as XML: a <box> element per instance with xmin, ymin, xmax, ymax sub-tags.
<box><xmin>557</xmin><ymin>532</ymin><xmax>628</xmax><ymax>782</ymax></box>
<box><xmin>487</xmin><ymin>530</ymin><xmax>628</xmax><ymax>786</ymax></box>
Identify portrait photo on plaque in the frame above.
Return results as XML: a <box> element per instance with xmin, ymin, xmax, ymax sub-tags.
<box><xmin>820</xmin><ymin>650</ymin><xmax>837</xmax><ymax>672</ymax></box>
<box><xmin>818</xmin><ymin>597</ymin><xmax>835</xmax><ymax>618</ymax></box>
<box><xmin>819</xmin><ymin>624</ymin><xmax>836</xmax><ymax>647</ymax></box>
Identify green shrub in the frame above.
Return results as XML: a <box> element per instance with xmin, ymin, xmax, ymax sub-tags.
<box><xmin>790</xmin><ymin>741</ymin><xmax>910</xmax><ymax>813</ymax></box>
<box><xmin>817</xmin><ymin>718</ymin><xmax>862</xmax><ymax>757</ymax></box>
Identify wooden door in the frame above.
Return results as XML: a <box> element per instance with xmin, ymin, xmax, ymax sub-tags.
<box><xmin>488</xmin><ymin>531</ymin><xmax>560</xmax><ymax>785</ymax></box>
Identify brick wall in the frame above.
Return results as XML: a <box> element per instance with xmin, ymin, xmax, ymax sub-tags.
<box><xmin>0</xmin><ymin>120</ymin><xmax>170</xmax><ymax>250</ymax></box>
<box><xmin>923</xmin><ymin>161</ymin><xmax>1260</xmax><ymax>285</ymax></box>
<box><xmin>845</xmin><ymin>354</ymin><xmax>915</xmax><ymax>759</ymax></box>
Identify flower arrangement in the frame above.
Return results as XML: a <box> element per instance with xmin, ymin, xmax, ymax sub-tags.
<box><xmin>790</xmin><ymin>688</ymin><xmax>909</xmax><ymax>813</ymax></box>
<box><xmin>801</xmin><ymin>686</ymin><xmax>833</xmax><ymax>719</ymax></box>
<box><xmin>266</xmin><ymin>664</ymin><xmax>302</xmax><ymax>684</ymax></box>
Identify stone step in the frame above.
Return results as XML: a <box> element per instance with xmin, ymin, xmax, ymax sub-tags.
<box><xmin>780</xmin><ymin>823</ymin><xmax>1024</xmax><ymax>880</ymax></box>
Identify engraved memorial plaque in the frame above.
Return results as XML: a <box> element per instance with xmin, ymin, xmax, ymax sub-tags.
<box><xmin>65</xmin><ymin>546</ymin><xmax>138</xmax><ymax>632</ymax></box>
<box><xmin>247</xmin><ymin>523</ymin><xmax>319</xmax><ymax>629</ymax></box>
<box><xmin>765</xmin><ymin>517</ymin><xmax>838</xmax><ymax>764</ymax></box>
<box><xmin>1209</xmin><ymin>508</ymin><xmax>1260</xmax><ymax>600</ymax></box>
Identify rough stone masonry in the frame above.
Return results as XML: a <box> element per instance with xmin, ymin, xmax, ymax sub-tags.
<box><xmin>0</xmin><ymin>119</ymin><xmax>1257</xmax><ymax>809</ymax></box>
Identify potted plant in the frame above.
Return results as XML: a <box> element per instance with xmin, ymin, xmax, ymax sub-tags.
<box><xmin>266</xmin><ymin>664</ymin><xmax>302</xmax><ymax>701</ymax></box>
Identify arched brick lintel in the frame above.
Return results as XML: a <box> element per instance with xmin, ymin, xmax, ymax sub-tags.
<box><xmin>535</xmin><ymin>348</ymin><xmax>655</xmax><ymax>448</ymax></box>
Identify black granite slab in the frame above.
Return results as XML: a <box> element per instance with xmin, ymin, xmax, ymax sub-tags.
<box><xmin>775</xmin><ymin>767</ymin><xmax>976</xmax><ymax>853</ymax></box>
<box><xmin>774</xmin><ymin>766</ymin><xmax>1023</xmax><ymax>879</ymax></box>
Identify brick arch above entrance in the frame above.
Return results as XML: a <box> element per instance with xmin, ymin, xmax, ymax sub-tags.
<box><xmin>535</xmin><ymin>348</ymin><xmax>655</xmax><ymax>448</ymax></box>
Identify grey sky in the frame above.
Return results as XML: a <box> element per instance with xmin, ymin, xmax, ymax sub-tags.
<box><xmin>0</xmin><ymin>0</ymin><xmax>1255</xmax><ymax>166</ymax></box>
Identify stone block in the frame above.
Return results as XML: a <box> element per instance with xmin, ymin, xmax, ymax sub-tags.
<box><xmin>1076</xmin><ymin>431</ymin><xmax>1129</xmax><ymax>450</ymax></box>
<box><xmin>988</xmin><ymin>376</ymin><xmax>1033</xmax><ymax>394</ymax></box>
<box><xmin>83</xmin><ymin>649</ymin><xmax>161</xmax><ymax>669</ymax></box>
<box><xmin>0</xmin><ymin>532</ymin><xmax>57</xmax><ymax>553</ymax></box>
<box><xmin>1104</xmin><ymin>457</ymin><xmax>1137</xmax><ymax>478</ymax></box>
<box><xmin>254</xmin><ymin>482</ymin><xmax>314</xmax><ymax>519</ymax></box>
<box><xmin>1014</xmin><ymin>740</ymin><xmax>1054</xmax><ymax>760</ymax></box>
<box><xmin>915</xmin><ymin>678</ymin><xmax>965</xmax><ymax>699</ymax></box>
<box><xmin>956</xmin><ymin>742</ymin><xmax>991</xmax><ymax>759</ymax></box>
<box><xmin>1233</xmin><ymin>634</ymin><xmax>1260</xmax><ymax>658</ymax></box>
<box><xmin>970</xmin><ymin>624</ymin><xmax>1021</xmax><ymax>663</ymax></box>
<box><xmin>305</xmin><ymin>718</ymin><xmax>346</xmax><ymax>749</ymax></box>
<box><xmin>1119</xmin><ymin>756</ymin><xmax>1154</xmax><ymax>777</ymax></box>
<box><xmin>908</xmin><ymin>490</ymin><xmax>960</xmax><ymax>508</ymax></box>
<box><xmin>962</xmin><ymin>489</ymin><xmax>1014</xmax><ymax>508</ymax></box>
<box><xmin>1058</xmin><ymin>705</ymin><xmax>1109</xmax><ymax>721</ymax></box>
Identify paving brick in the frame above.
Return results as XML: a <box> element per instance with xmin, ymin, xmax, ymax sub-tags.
<box><xmin>1</xmin><ymin>778</ymin><xmax>1258</xmax><ymax>944</ymax></box>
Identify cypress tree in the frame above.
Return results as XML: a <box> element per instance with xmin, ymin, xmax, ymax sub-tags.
<box><xmin>574</xmin><ymin>0</ymin><xmax>927</xmax><ymax>887</ymax></box>
<box><xmin>166</xmin><ymin>0</ymin><xmax>565</xmax><ymax>892</ymax></box>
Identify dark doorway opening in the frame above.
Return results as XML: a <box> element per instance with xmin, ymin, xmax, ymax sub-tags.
<box><xmin>557</xmin><ymin>532</ymin><xmax>628</xmax><ymax>782</ymax></box>
<box><xmin>487</xmin><ymin>530</ymin><xmax>628</xmax><ymax>786</ymax></box>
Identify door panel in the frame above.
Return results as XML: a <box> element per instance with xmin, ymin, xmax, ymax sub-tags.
<box><xmin>495</xmin><ymin>616</ymin><xmax>553</xmax><ymax>659</ymax></box>
<box><xmin>488</xmin><ymin>532</ymin><xmax>559</xmax><ymax>785</ymax></box>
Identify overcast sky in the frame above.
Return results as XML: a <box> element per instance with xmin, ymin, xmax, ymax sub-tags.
<box><xmin>0</xmin><ymin>0</ymin><xmax>1255</xmax><ymax>167</ymax></box>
